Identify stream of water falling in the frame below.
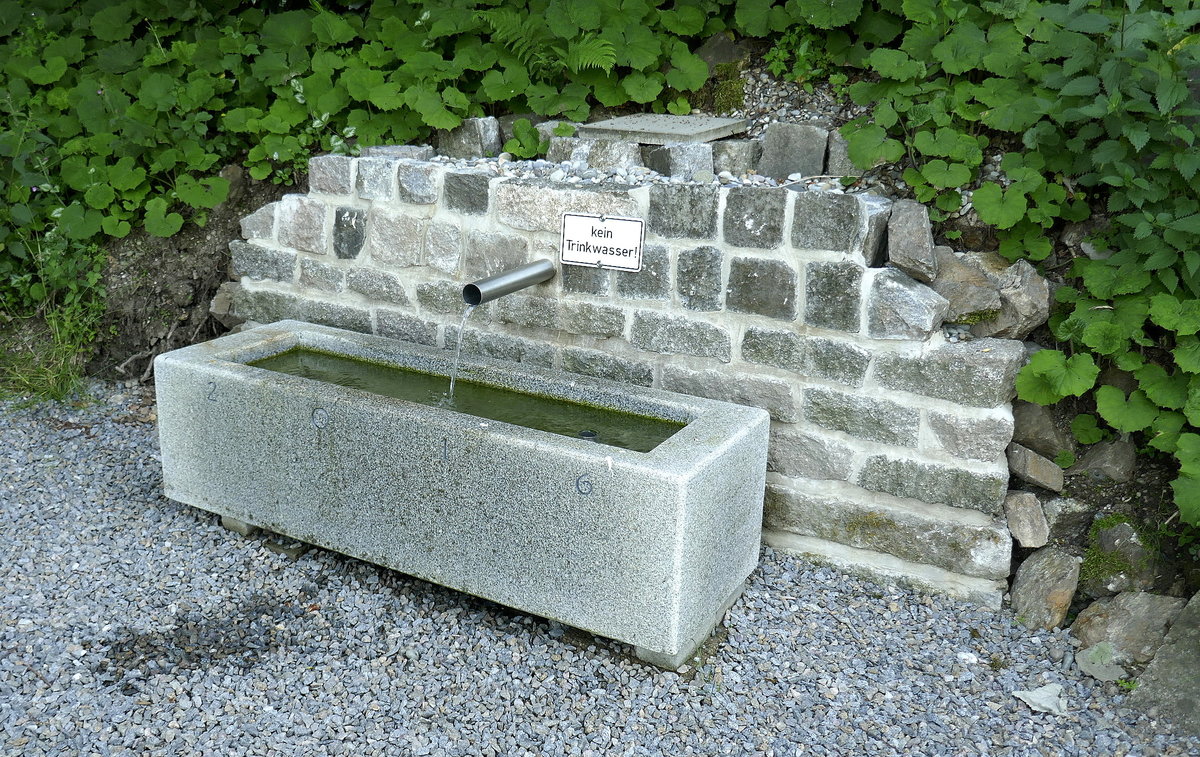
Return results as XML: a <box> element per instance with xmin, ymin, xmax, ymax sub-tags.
<box><xmin>446</xmin><ymin>304</ymin><xmax>475</xmax><ymax>401</ymax></box>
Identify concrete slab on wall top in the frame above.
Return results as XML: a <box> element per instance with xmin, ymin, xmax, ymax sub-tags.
<box><xmin>154</xmin><ymin>320</ymin><xmax>771</xmax><ymax>669</ymax></box>
<box><xmin>577</xmin><ymin>115</ymin><xmax>749</xmax><ymax>144</ymax></box>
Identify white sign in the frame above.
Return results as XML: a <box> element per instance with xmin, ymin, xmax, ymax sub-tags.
<box><xmin>560</xmin><ymin>213</ymin><xmax>644</xmax><ymax>272</ymax></box>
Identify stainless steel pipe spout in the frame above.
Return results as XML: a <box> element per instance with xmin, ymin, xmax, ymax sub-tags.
<box><xmin>462</xmin><ymin>259</ymin><xmax>556</xmax><ymax>306</ymax></box>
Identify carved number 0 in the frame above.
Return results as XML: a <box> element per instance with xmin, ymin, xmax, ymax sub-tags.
<box><xmin>575</xmin><ymin>474</ymin><xmax>593</xmax><ymax>495</ymax></box>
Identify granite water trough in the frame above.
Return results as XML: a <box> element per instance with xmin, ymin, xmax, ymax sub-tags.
<box><xmin>154</xmin><ymin>320</ymin><xmax>770</xmax><ymax>668</ymax></box>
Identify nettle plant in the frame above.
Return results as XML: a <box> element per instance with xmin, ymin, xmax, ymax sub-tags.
<box><xmin>768</xmin><ymin>0</ymin><xmax>1200</xmax><ymax>523</ymax></box>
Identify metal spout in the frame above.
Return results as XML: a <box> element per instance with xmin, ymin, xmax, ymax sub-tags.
<box><xmin>463</xmin><ymin>260</ymin><xmax>556</xmax><ymax>306</ymax></box>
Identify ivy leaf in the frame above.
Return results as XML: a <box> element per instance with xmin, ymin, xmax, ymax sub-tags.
<box><xmin>1054</xmin><ymin>450</ymin><xmax>1077</xmax><ymax>468</ymax></box>
<box><xmin>931</xmin><ymin>24</ymin><xmax>984</xmax><ymax>75</ymax></box>
<box><xmin>1174</xmin><ymin>336</ymin><xmax>1200</xmax><ymax>373</ymax></box>
<box><xmin>92</xmin><ymin>3</ymin><xmax>134</xmax><ymax>42</ymax></box>
<box><xmin>1081</xmin><ymin>320</ymin><xmax>1128</xmax><ymax>355</ymax></box>
<box><xmin>27</xmin><ymin>57</ymin><xmax>68</xmax><ymax>86</ymax></box>
<box><xmin>404</xmin><ymin>86</ymin><xmax>462</xmax><ymax>130</ymax></box>
<box><xmin>795</xmin><ymin>0</ymin><xmax>864</xmax><ymax>29</ymax></box>
<box><xmin>973</xmin><ymin>182</ymin><xmax>1027</xmax><ymax>229</ymax></box>
<box><xmin>920</xmin><ymin>159</ymin><xmax>971</xmax><ymax>189</ymax></box>
<box><xmin>1071</xmin><ymin>413</ymin><xmax>1105</xmax><ymax>445</ymax></box>
<box><xmin>1135</xmin><ymin>363</ymin><xmax>1189</xmax><ymax>409</ymax></box>
<box><xmin>622</xmin><ymin>72</ymin><xmax>663</xmax><ymax>104</ymax></box>
<box><xmin>659</xmin><ymin>6</ymin><xmax>706</xmax><ymax>35</ymax></box>
<box><xmin>1015</xmin><ymin>349</ymin><xmax>1099</xmax><ymax>404</ymax></box>
<box><xmin>101</xmin><ymin>215</ymin><xmax>132</xmax><ymax>238</ymax></box>
<box><xmin>867</xmin><ymin>48</ymin><xmax>925</xmax><ymax>81</ymax></box>
<box><xmin>84</xmin><ymin>184</ymin><xmax>116</xmax><ymax>209</ymax></box>
<box><xmin>176</xmin><ymin>175</ymin><xmax>230</xmax><ymax>210</ymax></box>
<box><xmin>261</xmin><ymin>10</ymin><xmax>314</xmax><ymax>49</ymax></box>
<box><xmin>57</xmin><ymin>203</ymin><xmax>103</xmax><ymax>240</ymax></box>
<box><xmin>665</xmin><ymin>49</ymin><xmax>709</xmax><ymax>92</ymax></box>
<box><xmin>144</xmin><ymin>197</ymin><xmax>184</xmax><ymax>237</ymax></box>
<box><xmin>1149</xmin><ymin>411</ymin><xmax>1186</xmax><ymax>453</ymax></box>
<box><xmin>108</xmin><ymin>157</ymin><xmax>146</xmax><ymax>191</ymax></box>
<box><xmin>735</xmin><ymin>0</ymin><xmax>773</xmax><ymax>36</ymax></box>
<box><xmin>1096</xmin><ymin>386</ymin><xmax>1158</xmax><ymax>432</ymax></box>
<box><xmin>1149</xmin><ymin>293</ymin><xmax>1200</xmax><ymax>335</ymax></box>
<box><xmin>900</xmin><ymin>0</ymin><xmax>938</xmax><ymax>24</ymax></box>
<box><xmin>138</xmin><ymin>73</ymin><xmax>177</xmax><ymax>111</ymax></box>
<box><xmin>1170</xmin><ymin>474</ymin><xmax>1200</xmax><ymax>526</ymax></box>
<box><xmin>845</xmin><ymin>124</ymin><xmax>904</xmax><ymax>168</ymax></box>
<box><xmin>313</xmin><ymin>12</ymin><xmax>357</xmax><ymax>45</ymax></box>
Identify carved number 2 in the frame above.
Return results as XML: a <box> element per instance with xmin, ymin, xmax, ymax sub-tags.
<box><xmin>206</xmin><ymin>381</ymin><xmax>217</xmax><ymax>402</ymax></box>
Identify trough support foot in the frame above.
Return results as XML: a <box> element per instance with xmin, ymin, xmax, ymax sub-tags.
<box><xmin>634</xmin><ymin>579</ymin><xmax>748</xmax><ymax>671</ymax></box>
<box><xmin>220</xmin><ymin>515</ymin><xmax>260</xmax><ymax>538</ymax></box>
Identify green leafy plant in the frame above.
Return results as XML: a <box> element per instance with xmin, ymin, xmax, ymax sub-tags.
<box><xmin>503</xmin><ymin>118</ymin><xmax>549</xmax><ymax>159</ymax></box>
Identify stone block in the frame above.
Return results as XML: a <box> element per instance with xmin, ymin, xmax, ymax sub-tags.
<box><xmin>277</xmin><ymin>195</ymin><xmax>328</xmax><ymax>255</ymax></box>
<box><xmin>1007</xmin><ymin>443</ymin><xmax>1065</xmax><ymax>492</ymax></box>
<box><xmin>1012</xmin><ymin>400</ymin><xmax>1074</xmax><ymax>461</ymax></box>
<box><xmin>361</xmin><ymin>145</ymin><xmax>434</xmax><ymax>160</ymax></box>
<box><xmin>824</xmin><ymin>131</ymin><xmax>858</xmax><ymax>177</ymax></box>
<box><xmin>436</xmin><ymin>116</ymin><xmax>502</xmax><ymax>158</ymax></box>
<box><xmin>931</xmin><ymin>248</ymin><xmax>1002</xmax><ymax>323</ymax></box>
<box><xmin>1074</xmin><ymin>592</ymin><xmax>1187</xmax><ymax>666</ymax></box>
<box><xmin>764</xmin><ymin>485</ymin><xmax>1012</xmax><ymax>580</ymax></box>
<box><xmin>791</xmin><ymin>192</ymin><xmax>891</xmax><ymax>266</ymax></box>
<box><xmin>560</xmin><ymin>302</ymin><xmax>626</xmax><ymax>338</ymax></box>
<box><xmin>497</xmin><ymin>295</ymin><xmax>559</xmax><ymax>329</ymax></box>
<box><xmin>643</xmin><ymin>143</ymin><xmax>714</xmax><ymax>179</ymax></box>
<box><xmin>1010</xmin><ymin>546</ymin><xmax>1080</xmax><ymax>630</ymax></box>
<box><xmin>616</xmin><ymin>245</ymin><xmax>670</xmax><ymax>300</ymax></box>
<box><xmin>723</xmin><ymin>188</ymin><xmax>786</xmax><ymax>248</ymax></box>
<box><xmin>1128</xmin><ymin>590</ymin><xmax>1200</xmax><ymax>735</ymax></box>
<box><xmin>969</xmin><ymin>259</ymin><xmax>1051</xmax><ymax>341</ymax></box>
<box><xmin>395</xmin><ymin>160</ymin><xmax>442</xmax><ymax>205</ymax></box>
<box><xmin>587</xmin><ymin>140</ymin><xmax>644</xmax><ymax>171</ymax></box>
<box><xmin>1081</xmin><ymin>522</ymin><xmax>1161</xmax><ymax>598</ymax></box>
<box><xmin>463</xmin><ymin>230</ymin><xmax>529</xmax><ymax>279</ymax></box>
<box><xmin>450</xmin><ymin>328</ymin><xmax>556</xmax><ymax>368</ymax></box>
<box><xmin>209</xmin><ymin>282</ymin><xmax>244</xmax><ymax>329</ymax></box>
<box><xmin>333</xmin><ymin>207</ymin><xmax>367</xmax><ymax>259</ymax></box>
<box><xmin>676</xmin><ymin>246</ymin><xmax>723</xmax><ymax>311</ymax></box>
<box><xmin>230</xmin><ymin>287</ymin><xmax>301</xmax><ymax>323</ymax></box>
<box><xmin>239</xmin><ymin>202</ymin><xmax>277</xmax><ymax>241</ymax></box>
<box><xmin>577</xmin><ymin>114</ymin><xmax>747</xmax><ymax>144</ymax></box>
<box><xmin>417</xmin><ymin>281</ymin><xmax>468</xmax><ymax>315</ymax></box>
<box><xmin>347</xmin><ymin>268</ymin><xmax>409</xmax><ymax>306</ymax></box>
<box><xmin>375</xmin><ymin>310</ymin><xmax>437</xmax><ymax>345</ymax></box>
<box><xmin>545</xmin><ymin>136</ymin><xmax>586</xmax><ymax>163</ymax></box>
<box><xmin>443</xmin><ymin>169</ymin><xmax>492</xmax><ymax>215</ymax></box>
<box><xmin>494</xmin><ymin>179</ymin><xmax>641</xmax><ymax>234</ymax></box>
<box><xmin>1070</xmin><ymin>439</ymin><xmax>1136</xmax><ymax>484</ymax></box>
<box><xmin>662</xmin><ymin>365</ymin><xmax>797</xmax><ymax>422</ymax></box>
<box><xmin>230</xmin><ymin>241</ymin><xmax>296</xmax><ymax>282</ymax></box>
<box><xmin>308</xmin><ymin>155</ymin><xmax>354</xmax><ymax>194</ymax></box>
<box><xmin>928</xmin><ymin>411</ymin><xmax>1014</xmax><ymax>462</ymax></box>
<box><xmin>857</xmin><ymin>455</ymin><xmax>1008</xmax><ymax>514</ymax></box>
<box><xmin>630</xmin><ymin>312</ymin><xmax>731</xmax><ymax>363</ymax></box>
<box><xmin>648</xmin><ymin>184</ymin><xmax>719</xmax><ymax>239</ymax></box>
<box><xmin>301</xmin><ymin>300</ymin><xmax>371</xmax><ymax>333</ymax></box>
<box><xmin>768</xmin><ymin>425</ymin><xmax>855</xmax><ymax>481</ymax></box>
<box><xmin>364</xmin><ymin>209</ymin><xmax>426</xmax><ymax>268</ymax></box>
<box><xmin>742</xmin><ymin>328</ymin><xmax>803</xmax><ymax>372</ymax></box>
<box><xmin>886</xmin><ymin>200</ymin><xmax>937</xmax><ymax>283</ymax></box>
<box><xmin>562</xmin><ymin>348</ymin><xmax>653</xmax><ymax>386</ymax></box>
<box><xmin>873</xmin><ymin>339</ymin><xmax>1027</xmax><ymax>408</ymax></box>
<box><xmin>299</xmin><ymin>258</ymin><xmax>345</xmax><ymax>293</ymax></box>
<box><xmin>425</xmin><ymin>221</ymin><xmax>462</xmax><ymax>275</ymax></box>
<box><xmin>155</xmin><ymin>319</ymin><xmax>769</xmax><ymax>668</ymax></box>
<box><xmin>758</xmin><ymin>122</ymin><xmax>828</xmax><ymax>180</ymax></box>
<box><xmin>1042</xmin><ymin>496</ymin><xmax>1096</xmax><ymax>544</ymax></box>
<box><xmin>804</xmin><ymin>261</ymin><xmax>862</xmax><ymax>333</ymax></box>
<box><xmin>712</xmin><ymin>140</ymin><xmax>761</xmax><ymax>175</ymax></box>
<box><xmin>355</xmin><ymin>158</ymin><xmax>397</xmax><ymax>201</ymax></box>
<box><xmin>726</xmin><ymin>257</ymin><xmax>798</xmax><ymax>320</ymax></box>
<box><xmin>804</xmin><ymin>388</ymin><xmax>919</xmax><ymax>447</ymax></box>
<box><xmin>1004</xmin><ymin>491</ymin><xmax>1050</xmax><ymax>548</ymax></box>
<box><xmin>561</xmin><ymin>264</ymin><xmax>610</xmax><ymax>295</ymax></box>
<box><xmin>866</xmin><ymin>268</ymin><xmax>949</xmax><ymax>340</ymax></box>
<box><xmin>804</xmin><ymin>337</ymin><xmax>871</xmax><ymax>387</ymax></box>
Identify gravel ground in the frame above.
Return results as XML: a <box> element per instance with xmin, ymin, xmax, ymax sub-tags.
<box><xmin>1</xmin><ymin>384</ymin><xmax>1197</xmax><ymax>757</ymax></box>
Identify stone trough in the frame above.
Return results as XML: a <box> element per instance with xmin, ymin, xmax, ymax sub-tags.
<box><xmin>154</xmin><ymin>320</ymin><xmax>770</xmax><ymax>668</ymax></box>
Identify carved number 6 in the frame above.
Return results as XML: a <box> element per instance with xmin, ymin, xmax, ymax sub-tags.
<box><xmin>575</xmin><ymin>474</ymin><xmax>593</xmax><ymax>495</ymax></box>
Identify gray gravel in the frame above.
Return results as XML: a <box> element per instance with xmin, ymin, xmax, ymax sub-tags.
<box><xmin>2</xmin><ymin>384</ymin><xmax>1197</xmax><ymax>756</ymax></box>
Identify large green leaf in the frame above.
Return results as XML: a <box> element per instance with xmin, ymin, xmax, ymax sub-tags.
<box><xmin>795</xmin><ymin>0</ymin><xmax>864</xmax><ymax>29</ymax></box>
<box><xmin>973</xmin><ymin>182</ymin><xmax>1027</xmax><ymax>229</ymax></box>
<box><xmin>1095</xmin><ymin>386</ymin><xmax>1158</xmax><ymax>432</ymax></box>
<box><xmin>1015</xmin><ymin>350</ymin><xmax>1099</xmax><ymax>404</ymax></box>
<box><xmin>845</xmin><ymin>124</ymin><xmax>904</xmax><ymax>168</ymax></box>
<box><xmin>622</xmin><ymin>72</ymin><xmax>663</xmax><ymax>103</ymax></box>
<box><xmin>144</xmin><ymin>197</ymin><xmax>183</xmax><ymax>237</ymax></box>
<box><xmin>1135</xmin><ymin>363</ymin><xmax>1189</xmax><ymax>409</ymax></box>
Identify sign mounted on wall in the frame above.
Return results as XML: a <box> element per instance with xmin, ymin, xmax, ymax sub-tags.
<box><xmin>560</xmin><ymin>213</ymin><xmax>645</xmax><ymax>272</ymax></box>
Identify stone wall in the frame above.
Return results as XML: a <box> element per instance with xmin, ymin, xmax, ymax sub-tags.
<box><xmin>216</xmin><ymin>150</ymin><xmax>1029</xmax><ymax>607</ymax></box>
